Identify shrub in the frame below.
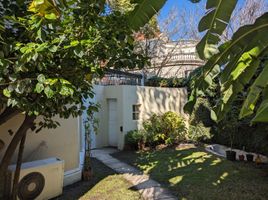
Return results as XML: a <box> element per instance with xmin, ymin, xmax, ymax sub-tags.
<box><xmin>162</xmin><ymin>112</ymin><xmax>187</xmax><ymax>143</ymax></box>
<box><xmin>142</xmin><ymin>113</ymin><xmax>163</xmax><ymax>147</ymax></box>
<box><xmin>125</xmin><ymin>130</ymin><xmax>146</xmax><ymax>150</ymax></box>
<box><xmin>145</xmin><ymin>76</ymin><xmax>186</xmax><ymax>88</ymax></box>
<box><xmin>211</xmin><ymin>107</ymin><xmax>268</xmax><ymax>156</ymax></box>
<box><xmin>187</xmin><ymin>125</ymin><xmax>212</xmax><ymax>143</ymax></box>
<box><xmin>188</xmin><ymin>98</ymin><xmax>213</xmax><ymax>143</ymax></box>
<box><xmin>143</xmin><ymin>112</ymin><xmax>187</xmax><ymax>147</ymax></box>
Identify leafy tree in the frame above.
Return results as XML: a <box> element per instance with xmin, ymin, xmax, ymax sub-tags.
<box><xmin>184</xmin><ymin>0</ymin><xmax>268</xmax><ymax>123</ymax></box>
<box><xmin>108</xmin><ymin>0</ymin><xmax>135</xmax><ymax>12</ymax></box>
<box><xmin>109</xmin><ymin>0</ymin><xmax>162</xmax><ymax>38</ymax></box>
<box><xmin>0</xmin><ymin>0</ymin><xmax>165</xmax><ymax>197</ymax></box>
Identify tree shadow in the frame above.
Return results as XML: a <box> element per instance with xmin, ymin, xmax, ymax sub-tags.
<box><xmin>113</xmin><ymin>147</ymin><xmax>268</xmax><ymax>200</ymax></box>
<box><xmin>52</xmin><ymin>158</ymin><xmax>130</xmax><ymax>200</ymax></box>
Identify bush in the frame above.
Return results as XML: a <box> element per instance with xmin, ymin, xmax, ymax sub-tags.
<box><xmin>187</xmin><ymin>125</ymin><xmax>212</xmax><ymax>143</ymax></box>
<box><xmin>211</xmin><ymin>109</ymin><xmax>268</xmax><ymax>156</ymax></box>
<box><xmin>125</xmin><ymin>130</ymin><xmax>146</xmax><ymax>150</ymax></box>
<box><xmin>143</xmin><ymin>112</ymin><xmax>187</xmax><ymax>147</ymax></box>
<box><xmin>145</xmin><ymin>76</ymin><xmax>186</xmax><ymax>88</ymax></box>
<box><xmin>188</xmin><ymin>98</ymin><xmax>213</xmax><ymax>142</ymax></box>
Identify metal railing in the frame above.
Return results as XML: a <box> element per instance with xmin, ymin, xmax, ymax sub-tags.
<box><xmin>94</xmin><ymin>69</ymin><xmax>143</xmax><ymax>86</ymax></box>
<box><xmin>151</xmin><ymin>53</ymin><xmax>204</xmax><ymax>66</ymax></box>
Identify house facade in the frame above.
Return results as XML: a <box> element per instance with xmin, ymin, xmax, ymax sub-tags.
<box><xmin>0</xmin><ymin>39</ymin><xmax>198</xmax><ymax>198</ymax></box>
<box><xmin>132</xmin><ymin>39</ymin><xmax>204</xmax><ymax>78</ymax></box>
<box><xmin>87</xmin><ymin>85</ymin><xmax>188</xmax><ymax>150</ymax></box>
<box><xmin>0</xmin><ymin>84</ymin><xmax>188</xmax><ymax>190</ymax></box>
<box><xmin>0</xmin><ymin>114</ymin><xmax>84</xmax><ymax>188</ymax></box>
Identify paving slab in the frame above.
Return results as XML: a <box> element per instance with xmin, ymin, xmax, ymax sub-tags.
<box><xmin>91</xmin><ymin>148</ymin><xmax>177</xmax><ymax>200</ymax></box>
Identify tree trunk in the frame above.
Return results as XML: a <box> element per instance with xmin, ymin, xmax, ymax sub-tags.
<box><xmin>0</xmin><ymin>107</ymin><xmax>20</xmax><ymax>127</ymax></box>
<box><xmin>11</xmin><ymin>133</ymin><xmax>27</xmax><ymax>200</ymax></box>
<box><xmin>0</xmin><ymin>115</ymin><xmax>35</xmax><ymax>182</ymax></box>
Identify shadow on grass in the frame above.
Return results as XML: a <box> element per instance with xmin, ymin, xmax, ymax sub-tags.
<box><xmin>53</xmin><ymin>158</ymin><xmax>115</xmax><ymax>200</ymax></box>
<box><xmin>53</xmin><ymin>158</ymin><xmax>142</xmax><ymax>200</ymax></box>
<box><xmin>112</xmin><ymin>147</ymin><xmax>268</xmax><ymax>200</ymax></box>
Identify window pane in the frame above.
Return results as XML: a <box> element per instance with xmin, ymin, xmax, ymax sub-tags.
<box><xmin>133</xmin><ymin>104</ymin><xmax>141</xmax><ymax>112</ymax></box>
<box><xmin>133</xmin><ymin>113</ymin><xmax>139</xmax><ymax>120</ymax></box>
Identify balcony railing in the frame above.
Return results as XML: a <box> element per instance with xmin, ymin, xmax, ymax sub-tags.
<box><xmin>151</xmin><ymin>53</ymin><xmax>204</xmax><ymax>66</ymax></box>
<box><xmin>94</xmin><ymin>69</ymin><xmax>142</xmax><ymax>86</ymax></box>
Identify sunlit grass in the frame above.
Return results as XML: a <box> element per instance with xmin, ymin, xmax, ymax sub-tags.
<box><xmin>55</xmin><ymin>159</ymin><xmax>142</xmax><ymax>200</ymax></box>
<box><xmin>79</xmin><ymin>175</ymin><xmax>142</xmax><ymax>200</ymax></box>
<box><xmin>113</xmin><ymin>146</ymin><xmax>268</xmax><ymax>200</ymax></box>
<box><xmin>169</xmin><ymin>175</ymin><xmax>184</xmax><ymax>185</ymax></box>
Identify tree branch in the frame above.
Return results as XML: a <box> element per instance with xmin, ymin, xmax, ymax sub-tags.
<box><xmin>11</xmin><ymin>133</ymin><xmax>26</xmax><ymax>200</ymax></box>
<box><xmin>0</xmin><ymin>115</ymin><xmax>36</xmax><ymax>176</ymax></box>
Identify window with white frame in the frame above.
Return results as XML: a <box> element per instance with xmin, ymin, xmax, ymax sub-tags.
<box><xmin>132</xmin><ymin>104</ymin><xmax>141</xmax><ymax>120</ymax></box>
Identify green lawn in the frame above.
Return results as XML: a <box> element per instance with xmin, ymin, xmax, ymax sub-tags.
<box><xmin>112</xmin><ymin>146</ymin><xmax>268</xmax><ymax>200</ymax></box>
<box><xmin>55</xmin><ymin>158</ymin><xmax>142</xmax><ymax>200</ymax></box>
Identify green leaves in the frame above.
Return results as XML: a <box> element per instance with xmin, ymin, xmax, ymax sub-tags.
<box><xmin>240</xmin><ymin>62</ymin><xmax>268</xmax><ymax>120</ymax></box>
<box><xmin>197</xmin><ymin>0</ymin><xmax>238</xmax><ymax>59</ymax></box>
<box><xmin>59</xmin><ymin>85</ymin><xmax>74</xmax><ymax>96</ymax></box>
<box><xmin>0</xmin><ymin>0</ymin><xmax>148</xmax><ymax>131</ymax></box>
<box><xmin>3</xmin><ymin>88</ymin><xmax>11</xmax><ymax>97</ymax></box>
<box><xmin>127</xmin><ymin>0</ymin><xmax>167</xmax><ymax>30</ymax></box>
<box><xmin>44</xmin><ymin>13</ymin><xmax>57</xmax><ymax>20</ymax></box>
<box><xmin>186</xmin><ymin>11</ymin><xmax>268</xmax><ymax>123</ymax></box>
<box><xmin>35</xmin><ymin>83</ymin><xmax>44</xmax><ymax>93</ymax></box>
<box><xmin>44</xmin><ymin>86</ymin><xmax>54</xmax><ymax>98</ymax></box>
<box><xmin>37</xmin><ymin>74</ymin><xmax>46</xmax><ymax>83</ymax></box>
<box><xmin>35</xmin><ymin>76</ymin><xmax>74</xmax><ymax>98</ymax></box>
<box><xmin>252</xmin><ymin>98</ymin><xmax>268</xmax><ymax>122</ymax></box>
<box><xmin>70</xmin><ymin>40</ymin><xmax>79</xmax><ymax>47</ymax></box>
<box><xmin>28</xmin><ymin>0</ymin><xmax>60</xmax><ymax>19</ymax></box>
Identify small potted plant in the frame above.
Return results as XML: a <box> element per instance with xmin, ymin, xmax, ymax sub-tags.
<box><xmin>246</xmin><ymin>153</ymin><xmax>254</xmax><ymax>162</ymax></box>
<box><xmin>255</xmin><ymin>154</ymin><xmax>262</xmax><ymax>165</ymax></box>
<box><xmin>224</xmin><ymin>112</ymin><xmax>237</xmax><ymax>161</ymax></box>
<box><xmin>245</xmin><ymin>145</ymin><xmax>255</xmax><ymax>162</ymax></box>
<box><xmin>82</xmin><ymin>119</ymin><xmax>93</xmax><ymax>181</ymax></box>
<box><xmin>238</xmin><ymin>154</ymin><xmax>245</xmax><ymax>161</ymax></box>
<box><xmin>82</xmin><ymin>111</ymin><xmax>99</xmax><ymax>181</ymax></box>
<box><xmin>83</xmin><ymin>156</ymin><xmax>92</xmax><ymax>181</ymax></box>
<box><xmin>226</xmin><ymin>149</ymin><xmax>236</xmax><ymax>161</ymax></box>
<box><xmin>225</xmin><ymin>128</ymin><xmax>237</xmax><ymax>161</ymax></box>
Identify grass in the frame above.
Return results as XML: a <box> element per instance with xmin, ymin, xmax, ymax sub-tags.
<box><xmin>54</xmin><ymin>158</ymin><xmax>142</xmax><ymax>200</ymax></box>
<box><xmin>112</xmin><ymin>146</ymin><xmax>268</xmax><ymax>200</ymax></box>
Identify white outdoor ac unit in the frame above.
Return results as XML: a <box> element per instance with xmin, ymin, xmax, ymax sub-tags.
<box><xmin>7</xmin><ymin>158</ymin><xmax>64</xmax><ymax>200</ymax></box>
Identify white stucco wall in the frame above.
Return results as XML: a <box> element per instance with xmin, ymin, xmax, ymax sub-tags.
<box><xmin>0</xmin><ymin>115</ymin><xmax>80</xmax><ymax>172</ymax></box>
<box><xmin>91</xmin><ymin>85</ymin><xmax>188</xmax><ymax>150</ymax></box>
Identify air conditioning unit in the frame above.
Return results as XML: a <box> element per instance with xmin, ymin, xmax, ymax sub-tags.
<box><xmin>7</xmin><ymin>158</ymin><xmax>64</xmax><ymax>200</ymax></box>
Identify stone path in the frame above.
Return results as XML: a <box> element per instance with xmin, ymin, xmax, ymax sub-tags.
<box><xmin>91</xmin><ymin>148</ymin><xmax>177</xmax><ymax>200</ymax></box>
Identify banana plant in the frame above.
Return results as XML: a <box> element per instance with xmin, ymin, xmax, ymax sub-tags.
<box><xmin>197</xmin><ymin>0</ymin><xmax>238</xmax><ymax>60</ymax></box>
<box><xmin>127</xmin><ymin>0</ymin><xmax>201</xmax><ymax>30</ymax></box>
<box><xmin>185</xmin><ymin>0</ymin><xmax>268</xmax><ymax>123</ymax></box>
<box><xmin>127</xmin><ymin>0</ymin><xmax>167</xmax><ymax>30</ymax></box>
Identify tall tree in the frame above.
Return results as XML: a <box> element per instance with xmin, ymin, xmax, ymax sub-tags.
<box><xmin>0</xmin><ymin>0</ymin><xmax>165</xmax><ymax>198</ymax></box>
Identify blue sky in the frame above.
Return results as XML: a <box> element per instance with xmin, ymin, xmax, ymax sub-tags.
<box><xmin>158</xmin><ymin>0</ymin><xmax>268</xmax><ymax>40</ymax></box>
<box><xmin>159</xmin><ymin>0</ymin><xmax>253</xmax><ymax>16</ymax></box>
<box><xmin>160</xmin><ymin>0</ymin><xmax>200</xmax><ymax>15</ymax></box>
<box><xmin>158</xmin><ymin>0</ymin><xmax>206</xmax><ymax>40</ymax></box>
